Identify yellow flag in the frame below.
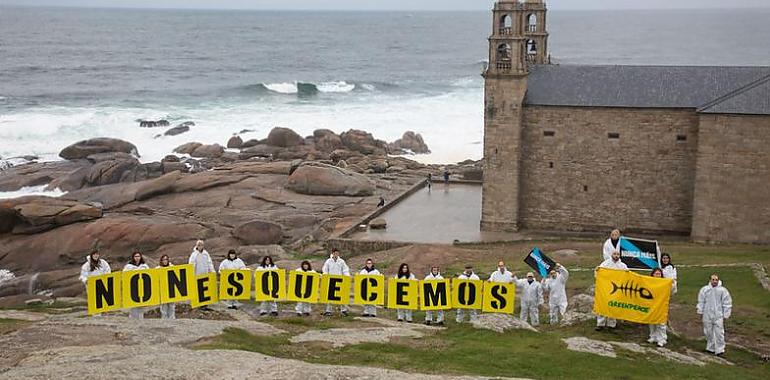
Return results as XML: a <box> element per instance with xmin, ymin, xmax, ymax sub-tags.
<box><xmin>87</xmin><ymin>272</ymin><xmax>123</xmax><ymax>315</ymax></box>
<box><xmin>593</xmin><ymin>268</ymin><xmax>672</xmax><ymax>324</ymax></box>
<box><xmin>219</xmin><ymin>269</ymin><xmax>254</xmax><ymax>300</ymax></box>
<box><xmin>452</xmin><ymin>279</ymin><xmax>484</xmax><ymax>310</ymax></box>
<box><xmin>420</xmin><ymin>280</ymin><xmax>452</xmax><ymax>311</ymax></box>
<box><xmin>387</xmin><ymin>278</ymin><xmax>419</xmax><ymax>310</ymax></box>
<box><xmin>121</xmin><ymin>269</ymin><xmax>160</xmax><ymax>309</ymax></box>
<box><xmin>157</xmin><ymin>264</ymin><xmax>195</xmax><ymax>303</ymax></box>
<box><xmin>319</xmin><ymin>274</ymin><xmax>351</xmax><ymax>305</ymax></box>
<box><xmin>287</xmin><ymin>271</ymin><xmax>320</xmax><ymax>303</ymax></box>
<box><xmin>482</xmin><ymin>282</ymin><xmax>516</xmax><ymax>314</ymax></box>
<box><xmin>353</xmin><ymin>275</ymin><xmax>385</xmax><ymax>306</ymax></box>
<box><xmin>254</xmin><ymin>269</ymin><xmax>286</xmax><ymax>301</ymax></box>
<box><xmin>190</xmin><ymin>273</ymin><xmax>218</xmax><ymax>308</ymax></box>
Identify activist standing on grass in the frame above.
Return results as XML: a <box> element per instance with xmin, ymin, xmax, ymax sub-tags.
<box><xmin>697</xmin><ymin>274</ymin><xmax>733</xmax><ymax>356</ymax></box>
<box><xmin>360</xmin><ymin>258</ymin><xmax>381</xmax><ymax>317</ymax></box>
<box><xmin>542</xmin><ymin>263</ymin><xmax>569</xmax><ymax>325</ymax></box>
<box><xmin>156</xmin><ymin>255</ymin><xmax>176</xmax><ymax>319</ymax></box>
<box><xmin>424</xmin><ymin>266</ymin><xmax>445</xmax><ymax>326</ymax></box>
<box><xmin>219</xmin><ymin>249</ymin><xmax>247</xmax><ymax>310</ymax></box>
<box><xmin>124</xmin><ymin>250</ymin><xmax>150</xmax><ymax>319</ymax></box>
<box><xmin>395</xmin><ymin>263</ymin><xmax>417</xmax><ymax>322</ymax></box>
<box><xmin>455</xmin><ymin>265</ymin><xmax>480</xmax><ymax>323</ymax></box>
<box><xmin>294</xmin><ymin>260</ymin><xmax>315</xmax><ymax>317</ymax></box>
<box><xmin>322</xmin><ymin>248</ymin><xmax>350</xmax><ymax>316</ymax></box>
<box><xmin>257</xmin><ymin>256</ymin><xmax>280</xmax><ymax>316</ymax></box>
<box><xmin>79</xmin><ymin>248</ymin><xmax>111</xmax><ymax>287</ymax></box>
<box><xmin>188</xmin><ymin>240</ymin><xmax>215</xmax><ymax>276</ymax></box>
<box><xmin>647</xmin><ymin>268</ymin><xmax>674</xmax><ymax>347</ymax></box>
<box><xmin>488</xmin><ymin>261</ymin><xmax>513</xmax><ymax>284</ymax></box>
<box><xmin>595</xmin><ymin>250</ymin><xmax>628</xmax><ymax>331</ymax></box>
<box><xmin>514</xmin><ymin>271</ymin><xmax>544</xmax><ymax>326</ymax></box>
<box><xmin>660</xmin><ymin>253</ymin><xmax>678</xmax><ymax>293</ymax></box>
<box><xmin>603</xmin><ymin>229</ymin><xmax>622</xmax><ymax>261</ymax></box>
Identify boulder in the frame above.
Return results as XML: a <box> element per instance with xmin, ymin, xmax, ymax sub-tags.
<box><xmin>173</xmin><ymin>142</ymin><xmax>202</xmax><ymax>155</ymax></box>
<box><xmin>266</xmin><ymin>127</ymin><xmax>304</xmax><ymax>148</ymax></box>
<box><xmin>45</xmin><ymin>167</ymin><xmax>89</xmax><ymax>192</ymax></box>
<box><xmin>388</xmin><ymin>131</ymin><xmax>431</xmax><ymax>154</ymax></box>
<box><xmin>232</xmin><ymin>220</ymin><xmax>283</xmax><ymax>245</ymax></box>
<box><xmin>369</xmin><ymin>218</ymin><xmax>387</xmax><ymax>229</ymax></box>
<box><xmin>369</xmin><ymin>159</ymin><xmax>389</xmax><ymax>173</ymax></box>
<box><xmin>313</xmin><ymin>129</ymin><xmax>337</xmax><ymax>140</ymax></box>
<box><xmin>240</xmin><ymin>139</ymin><xmax>261</xmax><ymax>148</ymax></box>
<box><xmin>190</xmin><ymin>144</ymin><xmax>224</xmax><ymax>159</ymax></box>
<box><xmin>164</xmin><ymin>125</ymin><xmax>190</xmax><ymax>136</ymax></box>
<box><xmin>139</xmin><ymin>119</ymin><xmax>170</xmax><ymax>128</ymax></box>
<box><xmin>0</xmin><ymin>197</ymin><xmax>103</xmax><ymax>234</ymax></box>
<box><xmin>329</xmin><ymin>149</ymin><xmax>361</xmax><ymax>162</ymax></box>
<box><xmin>340</xmin><ymin>129</ymin><xmax>387</xmax><ymax>155</ymax></box>
<box><xmin>227</xmin><ymin>136</ymin><xmax>243</xmax><ymax>149</ymax></box>
<box><xmin>471</xmin><ymin>314</ymin><xmax>538</xmax><ymax>333</ymax></box>
<box><xmin>239</xmin><ymin>144</ymin><xmax>284</xmax><ymax>159</ymax></box>
<box><xmin>59</xmin><ymin>138</ymin><xmax>138</xmax><ymax>160</ymax></box>
<box><xmin>562</xmin><ymin>337</ymin><xmax>617</xmax><ymax>358</ymax></box>
<box><xmin>85</xmin><ymin>158</ymin><xmax>140</xmax><ymax>186</ymax></box>
<box><xmin>134</xmin><ymin>171</ymin><xmax>183</xmax><ymax>201</ymax></box>
<box><xmin>314</xmin><ymin>130</ymin><xmax>344</xmax><ymax>152</ymax></box>
<box><xmin>285</xmin><ymin>163</ymin><xmax>375</xmax><ymax>196</ymax></box>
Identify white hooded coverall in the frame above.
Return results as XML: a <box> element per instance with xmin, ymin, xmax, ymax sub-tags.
<box><xmin>648</xmin><ymin>265</ymin><xmax>677</xmax><ymax>346</ymax></box>
<box><xmin>322</xmin><ymin>256</ymin><xmax>350</xmax><ymax>314</ymax></box>
<box><xmin>156</xmin><ymin>264</ymin><xmax>176</xmax><ymax>320</ymax></box>
<box><xmin>294</xmin><ymin>268</ymin><xmax>316</xmax><ymax>315</ymax></box>
<box><xmin>219</xmin><ymin>258</ymin><xmax>247</xmax><ymax>308</ymax></box>
<box><xmin>697</xmin><ymin>283</ymin><xmax>732</xmax><ymax>355</ymax></box>
<box><xmin>123</xmin><ymin>262</ymin><xmax>150</xmax><ymax>319</ymax></box>
<box><xmin>359</xmin><ymin>267</ymin><xmax>381</xmax><ymax>316</ymax></box>
<box><xmin>542</xmin><ymin>267</ymin><xmax>569</xmax><ymax>324</ymax></box>
<box><xmin>424</xmin><ymin>272</ymin><xmax>445</xmax><ymax>323</ymax></box>
<box><xmin>455</xmin><ymin>272</ymin><xmax>480</xmax><ymax>323</ymax></box>
<box><xmin>188</xmin><ymin>249</ymin><xmax>215</xmax><ymax>276</ymax></box>
<box><xmin>514</xmin><ymin>276</ymin><xmax>544</xmax><ymax>326</ymax></box>
<box><xmin>256</xmin><ymin>264</ymin><xmax>279</xmax><ymax>314</ymax></box>
<box><xmin>395</xmin><ymin>273</ymin><xmax>416</xmax><ymax>322</ymax></box>
<box><xmin>596</xmin><ymin>258</ymin><xmax>628</xmax><ymax>328</ymax></box>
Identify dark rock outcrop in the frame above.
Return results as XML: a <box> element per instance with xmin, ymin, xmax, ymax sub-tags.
<box><xmin>340</xmin><ymin>129</ymin><xmax>388</xmax><ymax>155</ymax></box>
<box><xmin>0</xmin><ymin>197</ymin><xmax>103</xmax><ymax>234</ymax></box>
<box><xmin>285</xmin><ymin>163</ymin><xmax>375</xmax><ymax>196</ymax></box>
<box><xmin>388</xmin><ymin>131</ymin><xmax>431</xmax><ymax>154</ymax></box>
<box><xmin>232</xmin><ymin>220</ymin><xmax>283</xmax><ymax>245</ymax></box>
<box><xmin>227</xmin><ymin>136</ymin><xmax>244</xmax><ymax>149</ymax></box>
<box><xmin>59</xmin><ymin>138</ymin><xmax>138</xmax><ymax>160</ymax></box>
<box><xmin>266</xmin><ymin>127</ymin><xmax>305</xmax><ymax>148</ymax></box>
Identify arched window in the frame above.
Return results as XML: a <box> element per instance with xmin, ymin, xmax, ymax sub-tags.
<box><xmin>499</xmin><ymin>14</ymin><xmax>512</xmax><ymax>35</ymax></box>
<box><xmin>527</xmin><ymin>14</ymin><xmax>537</xmax><ymax>32</ymax></box>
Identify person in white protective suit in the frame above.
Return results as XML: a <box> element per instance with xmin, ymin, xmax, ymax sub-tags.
<box><xmin>660</xmin><ymin>253</ymin><xmax>678</xmax><ymax>294</ymax></box>
<box><xmin>455</xmin><ymin>265</ymin><xmax>480</xmax><ymax>323</ymax></box>
<box><xmin>542</xmin><ymin>263</ymin><xmax>569</xmax><ymax>325</ymax></box>
<box><xmin>697</xmin><ymin>274</ymin><xmax>733</xmax><ymax>356</ymax></box>
<box><xmin>156</xmin><ymin>255</ymin><xmax>176</xmax><ymax>319</ymax></box>
<box><xmin>488</xmin><ymin>261</ymin><xmax>514</xmax><ymax>284</ymax></box>
<box><xmin>322</xmin><ymin>249</ymin><xmax>350</xmax><ymax>316</ymax></box>
<box><xmin>79</xmin><ymin>248</ymin><xmax>111</xmax><ymax>286</ymax></box>
<box><xmin>256</xmin><ymin>255</ymin><xmax>279</xmax><ymax>316</ymax></box>
<box><xmin>514</xmin><ymin>271</ymin><xmax>544</xmax><ymax>326</ymax></box>
<box><xmin>188</xmin><ymin>240</ymin><xmax>215</xmax><ymax>276</ymax></box>
<box><xmin>219</xmin><ymin>249</ymin><xmax>247</xmax><ymax>310</ymax></box>
<box><xmin>359</xmin><ymin>258</ymin><xmax>381</xmax><ymax>317</ymax></box>
<box><xmin>123</xmin><ymin>250</ymin><xmax>150</xmax><ymax>319</ymax></box>
<box><xmin>595</xmin><ymin>250</ymin><xmax>628</xmax><ymax>331</ymax></box>
<box><xmin>294</xmin><ymin>260</ymin><xmax>315</xmax><ymax>316</ymax></box>
<box><xmin>424</xmin><ymin>266</ymin><xmax>445</xmax><ymax>326</ymax></box>
<box><xmin>603</xmin><ymin>229</ymin><xmax>622</xmax><ymax>262</ymax></box>
<box><xmin>647</xmin><ymin>253</ymin><xmax>677</xmax><ymax>346</ymax></box>
<box><xmin>394</xmin><ymin>263</ymin><xmax>417</xmax><ymax>322</ymax></box>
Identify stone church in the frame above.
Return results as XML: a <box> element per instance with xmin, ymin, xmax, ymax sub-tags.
<box><xmin>481</xmin><ymin>0</ymin><xmax>770</xmax><ymax>243</ymax></box>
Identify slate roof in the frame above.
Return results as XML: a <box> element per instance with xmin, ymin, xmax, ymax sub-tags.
<box><xmin>525</xmin><ymin>64</ymin><xmax>770</xmax><ymax>115</ymax></box>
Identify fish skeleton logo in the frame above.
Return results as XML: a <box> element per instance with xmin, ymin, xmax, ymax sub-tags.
<box><xmin>610</xmin><ymin>281</ymin><xmax>653</xmax><ymax>300</ymax></box>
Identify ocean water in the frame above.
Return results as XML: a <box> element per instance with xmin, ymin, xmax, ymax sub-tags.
<box><xmin>1</xmin><ymin>7</ymin><xmax>769</xmax><ymax>164</ymax></box>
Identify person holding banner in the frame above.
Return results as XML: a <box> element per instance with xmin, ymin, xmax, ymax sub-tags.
<box><xmin>156</xmin><ymin>255</ymin><xmax>176</xmax><ymax>319</ymax></box>
<box><xmin>603</xmin><ymin>229</ymin><xmax>622</xmax><ymax>261</ymax></box>
<box><xmin>489</xmin><ymin>261</ymin><xmax>513</xmax><ymax>284</ymax></box>
<box><xmin>595</xmin><ymin>250</ymin><xmax>628</xmax><ymax>331</ymax></box>
<box><xmin>645</xmin><ymin>268</ymin><xmax>671</xmax><ymax>346</ymax></box>
<box><xmin>123</xmin><ymin>250</ymin><xmax>150</xmax><ymax>319</ymax></box>
<box><xmin>660</xmin><ymin>253</ymin><xmax>678</xmax><ymax>294</ymax></box>
<box><xmin>257</xmin><ymin>256</ymin><xmax>280</xmax><ymax>316</ymax></box>
<box><xmin>394</xmin><ymin>263</ymin><xmax>417</xmax><ymax>322</ymax></box>
<box><xmin>79</xmin><ymin>248</ymin><xmax>111</xmax><ymax>287</ymax></box>
<box><xmin>542</xmin><ymin>263</ymin><xmax>569</xmax><ymax>325</ymax></box>
<box><xmin>219</xmin><ymin>249</ymin><xmax>247</xmax><ymax>310</ymax></box>
<box><xmin>455</xmin><ymin>265</ymin><xmax>480</xmax><ymax>323</ymax></box>
<box><xmin>294</xmin><ymin>260</ymin><xmax>316</xmax><ymax>316</ymax></box>
<box><xmin>514</xmin><ymin>272</ymin><xmax>543</xmax><ymax>326</ymax></box>
<box><xmin>188</xmin><ymin>240</ymin><xmax>215</xmax><ymax>276</ymax></box>
<box><xmin>360</xmin><ymin>258</ymin><xmax>381</xmax><ymax>317</ymax></box>
<box><xmin>424</xmin><ymin>266</ymin><xmax>445</xmax><ymax>326</ymax></box>
<box><xmin>322</xmin><ymin>249</ymin><xmax>350</xmax><ymax>316</ymax></box>
<box><xmin>697</xmin><ymin>274</ymin><xmax>733</xmax><ymax>356</ymax></box>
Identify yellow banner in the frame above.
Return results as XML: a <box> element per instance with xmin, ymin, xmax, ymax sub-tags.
<box><xmin>254</xmin><ymin>269</ymin><xmax>286</xmax><ymax>301</ymax></box>
<box><xmin>121</xmin><ymin>269</ymin><xmax>160</xmax><ymax>309</ymax></box>
<box><xmin>452</xmin><ymin>279</ymin><xmax>483</xmax><ymax>310</ymax></box>
<box><xmin>420</xmin><ymin>280</ymin><xmax>452</xmax><ymax>311</ymax></box>
<box><xmin>319</xmin><ymin>274</ymin><xmax>351</xmax><ymax>305</ymax></box>
<box><xmin>387</xmin><ymin>279</ymin><xmax>419</xmax><ymax>310</ymax></box>
<box><xmin>353</xmin><ymin>275</ymin><xmax>385</xmax><ymax>306</ymax></box>
<box><xmin>593</xmin><ymin>268</ymin><xmax>672</xmax><ymax>324</ymax></box>
<box><xmin>87</xmin><ymin>272</ymin><xmax>123</xmax><ymax>315</ymax></box>
<box><xmin>157</xmin><ymin>264</ymin><xmax>195</xmax><ymax>304</ymax></box>
<box><xmin>482</xmin><ymin>282</ymin><xmax>516</xmax><ymax>314</ymax></box>
<box><xmin>190</xmin><ymin>273</ymin><xmax>218</xmax><ymax>308</ymax></box>
<box><xmin>287</xmin><ymin>271</ymin><xmax>320</xmax><ymax>303</ymax></box>
<box><xmin>219</xmin><ymin>269</ymin><xmax>254</xmax><ymax>300</ymax></box>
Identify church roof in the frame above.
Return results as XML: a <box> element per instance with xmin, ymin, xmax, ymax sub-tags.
<box><xmin>525</xmin><ymin>64</ymin><xmax>770</xmax><ymax>115</ymax></box>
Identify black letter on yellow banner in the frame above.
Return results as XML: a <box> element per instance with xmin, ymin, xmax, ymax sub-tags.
<box><xmin>452</xmin><ymin>279</ymin><xmax>483</xmax><ymax>309</ymax></box>
<box><xmin>421</xmin><ymin>280</ymin><xmax>451</xmax><ymax>311</ymax></box>
<box><xmin>191</xmin><ymin>273</ymin><xmax>218</xmax><ymax>308</ymax></box>
<box><xmin>87</xmin><ymin>272</ymin><xmax>123</xmax><ymax>315</ymax></box>
<box><xmin>327</xmin><ymin>278</ymin><xmax>343</xmax><ymax>302</ymax></box>
<box><xmin>130</xmin><ymin>273</ymin><xmax>152</xmax><ymax>303</ymax></box>
<box><xmin>228</xmin><ymin>272</ymin><xmax>245</xmax><ymax>297</ymax></box>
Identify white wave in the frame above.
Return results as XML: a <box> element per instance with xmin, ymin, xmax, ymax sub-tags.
<box><xmin>0</xmin><ymin>269</ymin><xmax>15</xmax><ymax>287</ymax></box>
<box><xmin>317</xmin><ymin>81</ymin><xmax>355</xmax><ymax>93</ymax></box>
<box><xmin>263</xmin><ymin>82</ymin><xmax>298</xmax><ymax>94</ymax></box>
<box><xmin>0</xmin><ymin>184</ymin><xmax>67</xmax><ymax>200</ymax></box>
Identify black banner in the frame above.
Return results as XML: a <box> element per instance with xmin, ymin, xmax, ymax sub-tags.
<box><xmin>524</xmin><ymin>247</ymin><xmax>556</xmax><ymax>278</ymax></box>
<box><xmin>618</xmin><ymin>237</ymin><xmax>660</xmax><ymax>270</ymax></box>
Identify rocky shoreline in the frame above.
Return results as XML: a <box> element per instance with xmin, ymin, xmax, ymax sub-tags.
<box><xmin>0</xmin><ymin>127</ymin><xmax>482</xmax><ymax>307</ymax></box>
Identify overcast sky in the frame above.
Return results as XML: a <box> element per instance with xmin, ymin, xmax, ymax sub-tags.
<box><xmin>1</xmin><ymin>0</ymin><xmax>768</xmax><ymax>11</ymax></box>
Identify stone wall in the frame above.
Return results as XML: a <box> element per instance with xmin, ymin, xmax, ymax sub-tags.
<box><xmin>692</xmin><ymin>114</ymin><xmax>770</xmax><ymax>243</ymax></box>
<box><xmin>518</xmin><ymin>106</ymin><xmax>699</xmax><ymax>234</ymax></box>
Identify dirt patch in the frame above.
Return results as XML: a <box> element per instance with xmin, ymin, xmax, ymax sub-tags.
<box><xmin>143</xmin><ymin>303</ymin><xmax>236</xmax><ymax>321</ymax></box>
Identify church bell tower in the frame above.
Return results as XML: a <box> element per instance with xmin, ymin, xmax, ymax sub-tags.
<box><xmin>481</xmin><ymin>0</ymin><xmax>549</xmax><ymax>232</ymax></box>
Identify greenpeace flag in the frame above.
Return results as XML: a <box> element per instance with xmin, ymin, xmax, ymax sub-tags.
<box><xmin>619</xmin><ymin>237</ymin><xmax>661</xmax><ymax>270</ymax></box>
<box><xmin>593</xmin><ymin>268</ymin><xmax>672</xmax><ymax>324</ymax></box>
<box><xmin>524</xmin><ymin>247</ymin><xmax>556</xmax><ymax>278</ymax></box>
